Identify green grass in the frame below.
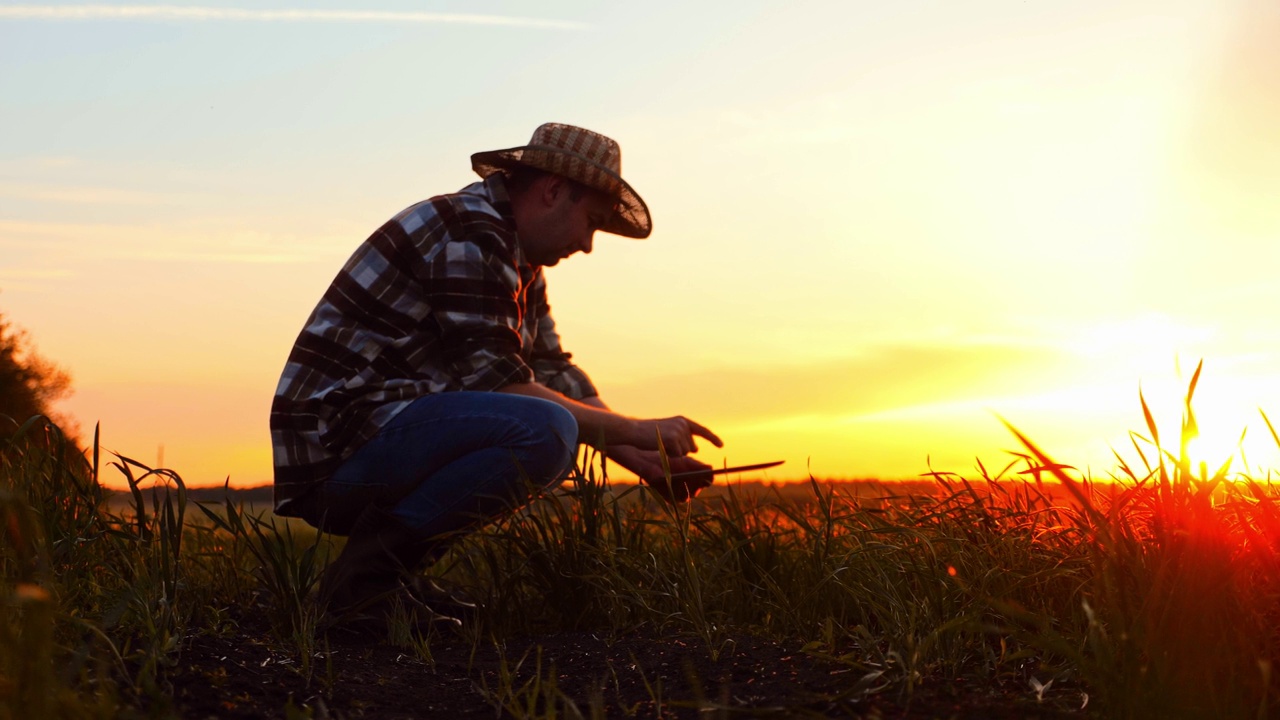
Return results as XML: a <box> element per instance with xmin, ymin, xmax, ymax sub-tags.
<box><xmin>3</xmin><ymin>370</ymin><xmax>1280</xmax><ymax>718</ymax></box>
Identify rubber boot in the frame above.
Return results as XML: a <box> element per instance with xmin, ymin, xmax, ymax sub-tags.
<box><xmin>402</xmin><ymin>575</ymin><xmax>480</xmax><ymax>622</ymax></box>
<box><xmin>317</xmin><ymin>505</ymin><xmax>458</xmax><ymax>634</ymax></box>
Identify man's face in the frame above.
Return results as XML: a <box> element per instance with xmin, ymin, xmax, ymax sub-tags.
<box><xmin>520</xmin><ymin>179</ymin><xmax>616</xmax><ymax>267</ymax></box>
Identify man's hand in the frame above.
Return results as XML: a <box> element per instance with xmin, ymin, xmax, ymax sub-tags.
<box><xmin>643</xmin><ymin>416</ymin><xmax>723</xmax><ymax>456</ymax></box>
<box><xmin>608</xmin><ymin>447</ymin><xmax>714</xmax><ymax>503</ymax></box>
<box><xmin>498</xmin><ymin>385</ymin><xmax>721</xmax><ymax>456</ymax></box>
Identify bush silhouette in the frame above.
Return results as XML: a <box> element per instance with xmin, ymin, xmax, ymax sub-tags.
<box><xmin>0</xmin><ymin>312</ymin><xmax>74</xmax><ymax>439</ymax></box>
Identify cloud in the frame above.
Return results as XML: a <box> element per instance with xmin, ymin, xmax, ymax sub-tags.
<box><xmin>0</xmin><ymin>267</ymin><xmax>77</xmax><ymax>293</ymax></box>
<box><xmin>0</xmin><ymin>5</ymin><xmax>588</xmax><ymax>30</ymax></box>
<box><xmin>0</xmin><ymin>269</ymin><xmax>75</xmax><ymax>280</ymax></box>
<box><xmin>600</xmin><ymin>341</ymin><xmax>1081</xmax><ymax>426</ymax></box>
<box><xmin>0</xmin><ymin>219</ymin><xmax>340</xmax><ymax>265</ymax></box>
<box><xmin>0</xmin><ymin>183</ymin><xmax>182</xmax><ymax>206</ymax></box>
<box><xmin>102</xmin><ymin>249</ymin><xmax>320</xmax><ymax>264</ymax></box>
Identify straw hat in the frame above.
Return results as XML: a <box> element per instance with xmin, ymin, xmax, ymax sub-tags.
<box><xmin>471</xmin><ymin>123</ymin><xmax>652</xmax><ymax>239</ymax></box>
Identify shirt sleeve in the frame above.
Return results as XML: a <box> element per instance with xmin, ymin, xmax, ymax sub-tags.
<box><xmin>421</xmin><ymin>233</ymin><xmax>536</xmax><ymax>392</ymax></box>
<box><xmin>528</xmin><ymin>275</ymin><xmax>599</xmax><ymax>400</ymax></box>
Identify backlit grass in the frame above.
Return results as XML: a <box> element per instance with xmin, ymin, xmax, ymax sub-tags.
<box><xmin>3</xmin><ymin>370</ymin><xmax>1279</xmax><ymax>718</ymax></box>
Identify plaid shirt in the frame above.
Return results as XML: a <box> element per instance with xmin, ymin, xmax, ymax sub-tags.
<box><xmin>270</xmin><ymin>175</ymin><xmax>597</xmax><ymax>514</ymax></box>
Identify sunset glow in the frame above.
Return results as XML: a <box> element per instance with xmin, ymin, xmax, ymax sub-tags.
<box><xmin>4</xmin><ymin>0</ymin><xmax>1280</xmax><ymax>489</ymax></box>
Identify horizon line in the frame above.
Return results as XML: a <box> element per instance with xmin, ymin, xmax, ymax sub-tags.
<box><xmin>110</xmin><ymin>476</ymin><xmax>1096</xmax><ymax>493</ymax></box>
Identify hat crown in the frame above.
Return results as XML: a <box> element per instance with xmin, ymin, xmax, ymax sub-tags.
<box><xmin>470</xmin><ymin>122</ymin><xmax>651</xmax><ymax>238</ymax></box>
<box><xmin>528</xmin><ymin>123</ymin><xmax>622</xmax><ymax>175</ymax></box>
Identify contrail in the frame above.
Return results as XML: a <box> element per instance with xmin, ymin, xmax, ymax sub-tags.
<box><xmin>0</xmin><ymin>5</ymin><xmax>587</xmax><ymax>30</ymax></box>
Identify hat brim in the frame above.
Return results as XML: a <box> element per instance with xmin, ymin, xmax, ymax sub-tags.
<box><xmin>472</xmin><ymin>146</ymin><xmax>652</xmax><ymax>239</ymax></box>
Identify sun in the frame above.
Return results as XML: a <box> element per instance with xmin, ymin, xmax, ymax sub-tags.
<box><xmin>1181</xmin><ymin>435</ymin><xmax>1237</xmax><ymax>476</ymax></box>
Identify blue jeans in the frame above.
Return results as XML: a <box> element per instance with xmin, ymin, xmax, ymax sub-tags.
<box><xmin>313</xmin><ymin>392</ymin><xmax>578</xmax><ymax>537</ymax></box>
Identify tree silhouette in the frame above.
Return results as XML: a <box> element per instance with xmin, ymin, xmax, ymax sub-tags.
<box><xmin>0</xmin><ymin>312</ymin><xmax>74</xmax><ymax>439</ymax></box>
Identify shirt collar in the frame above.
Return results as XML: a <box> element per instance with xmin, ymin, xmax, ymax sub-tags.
<box><xmin>465</xmin><ymin>173</ymin><xmax>536</xmax><ymax>276</ymax></box>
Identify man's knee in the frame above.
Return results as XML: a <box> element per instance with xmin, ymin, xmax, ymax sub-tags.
<box><xmin>520</xmin><ymin>399</ymin><xmax>578</xmax><ymax>482</ymax></box>
<box><xmin>499</xmin><ymin>394</ymin><xmax>576</xmax><ymax>484</ymax></box>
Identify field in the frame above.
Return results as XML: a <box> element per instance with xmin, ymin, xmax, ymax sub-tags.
<box><xmin>4</xmin><ymin>384</ymin><xmax>1280</xmax><ymax>719</ymax></box>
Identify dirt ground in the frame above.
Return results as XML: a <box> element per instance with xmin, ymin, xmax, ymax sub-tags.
<box><xmin>166</xmin><ymin>613</ymin><xmax>1090</xmax><ymax>719</ymax></box>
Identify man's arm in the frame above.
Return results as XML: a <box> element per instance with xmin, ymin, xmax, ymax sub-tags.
<box><xmin>497</xmin><ymin>382</ymin><xmax>721</xmax><ymax>457</ymax></box>
<box><xmin>573</xmin><ymin>395</ymin><xmax>717</xmax><ymax>502</ymax></box>
<box><xmin>527</xmin><ymin>280</ymin><xmax>599</xmax><ymax>400</ymax></box>
<box><xmin>516</xmin><ymin>278</ymin><xmax>717</xmax><ymax>500</ymax></box>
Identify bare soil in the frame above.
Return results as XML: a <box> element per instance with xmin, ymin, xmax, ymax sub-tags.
<box><xmin>165</xmin><ymin>612</ymin><xmax>1090</xmax><ymax>719</ymax></box>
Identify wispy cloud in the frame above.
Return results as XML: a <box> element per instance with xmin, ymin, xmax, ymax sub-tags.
<box><xmin>0</xmin><ymin>219</ymin><xmax>343</xmax><ymax>264</ymax></box>
<box><xmin>0</xmin><ymin>268</ymin><xmax>78</xmax><ymax>294</ymax></box>
<box><xmin>0</xmin><ymin>5</ymin><xmax>588</xmax><ymax>30</ymax></box>
<box><xmin>104</xmin><ymin>249</ymin><xmax>322</xmax><ymax>264</ymax></box>
<box><xmin>0</xmin><ymin>183</ymin><xmax>183</xmax><ymax>205</ymax></box>
<box><xmin>0</xmin><ymin>269</ymin><xmax>76</xmax><ymax>280</ymax></box>
<box><xmin>604</xmin><ymin>342</ymin><xmax>1081</xmax><ymax>425</ymax></box>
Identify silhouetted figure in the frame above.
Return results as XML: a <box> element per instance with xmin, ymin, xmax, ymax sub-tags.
<box><xmin>270</xmin><ymin>124</ymin><xmax>722</xmax><ymax>633</ymax></box>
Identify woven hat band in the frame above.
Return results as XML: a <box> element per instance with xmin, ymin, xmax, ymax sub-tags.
<box><xmin>471</xmin><ymin>123</ymin><xmax>652</xmax><ymax>239</ymax></box>
<box><xmin>519</xmin><ymin>146</ymin><xmax>625</xmax><ymax>196</ymax></box>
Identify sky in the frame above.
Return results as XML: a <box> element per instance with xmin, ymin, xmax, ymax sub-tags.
<box><xmin>3</xmin><ymin>0</ymin><xmax>1280</xmax><ymax>489</ymax></box>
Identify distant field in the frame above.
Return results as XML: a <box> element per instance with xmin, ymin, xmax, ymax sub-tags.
<box><xmin>105</xmin><ymin>476</ymin><xmax>1102</xmax><ymax>511</ymax></box>
<box><xmin>8</xmin><ymin>403</ymin><xmax>1280</xmax><ymax>718</ymax></box>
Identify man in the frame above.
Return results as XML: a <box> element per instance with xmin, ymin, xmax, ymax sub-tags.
<box><xmin>270</xmin><ymin>123</ymin><xmax>723</xmax><ymax>629</ymax></box>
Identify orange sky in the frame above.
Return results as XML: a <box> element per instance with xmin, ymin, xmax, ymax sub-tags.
<box><xmin>4</xmin><ymin>1</ymin><xmax>1280</xmax><ymax>489</ymax></box>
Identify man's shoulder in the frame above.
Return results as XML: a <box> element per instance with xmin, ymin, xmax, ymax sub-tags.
<box><xmin>393</xmin><ymin>180</ymin><xmax>509</xmax><ymax>238</ymax></box>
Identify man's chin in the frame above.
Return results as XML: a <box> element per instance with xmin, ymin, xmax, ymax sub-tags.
<box><xmin>534</xmin><ymin>252</ymin><xmax>574</xmax><ymax>267</ymax></box>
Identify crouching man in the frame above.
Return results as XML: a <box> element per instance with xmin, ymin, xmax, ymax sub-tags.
<box><xmin>269</xmin><ymin>123</ymin><xmax>723</xmax><ymax>632</ymax></box>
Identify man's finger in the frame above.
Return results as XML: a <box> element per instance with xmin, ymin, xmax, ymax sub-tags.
<box><xmin>689</xmin><ymin>420</ymin><xmax>723</xmax><ymax>448</ymax></box>
<box><xmin>666</xmin><ymin>433</ymin><xmax>693</xmax><ymax>456</ymax></box>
